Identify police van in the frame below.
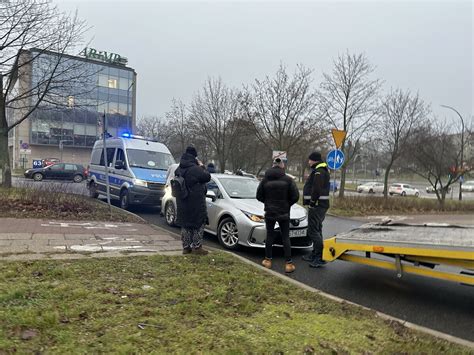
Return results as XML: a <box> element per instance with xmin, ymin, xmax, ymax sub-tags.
<box><xmin>87</xmin><ymin>134</ymin><xmax>175</xmax><ymax>209</ymax></box>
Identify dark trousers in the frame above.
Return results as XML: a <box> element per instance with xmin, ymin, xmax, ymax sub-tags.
<box><xmin>308</xmin><ymin>206</ymin><xmax>328</xmax><ymax>259</ymax></box>
<box><xmin>265</xmin><ymin>219</ymin><xmax>291</xmax><ymax>261</ymax></box>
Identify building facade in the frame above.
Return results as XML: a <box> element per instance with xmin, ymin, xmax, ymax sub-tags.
<box><xmin>8</xmin><ymin>47</ymin><xmax>137</xmax><ymax>169</ymax></box>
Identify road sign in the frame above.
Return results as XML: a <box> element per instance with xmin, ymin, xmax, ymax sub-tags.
<box><xmin>272</xmin><ymin>151</ymin><xmax>287</xmax><ymax>162</ymax></box>
<box><xmin>327</xmin><ymin>149</ymin><xmax>345</xmax><ymax>170</ymax></box>
<box><xmin>33</xmin><ymin>160</ymin><xmax>43</xmax><ymax>168</ymax></box>
<box><xmin>20</xmin><ymin>142</ymin><xmax>30</xmax><ymax>150</ymax></box>
<box><xmin>331</xmin><ymin>129</ymin><xmax>346</xmax><ymax>149</ymax></box>
<box><xmin>19</xmin><ymin>149</ymin><xmax>31</xmax><ymax>155</ymax></box>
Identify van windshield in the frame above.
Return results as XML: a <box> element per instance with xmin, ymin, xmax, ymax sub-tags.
<box><xmin>126</xmin><ymin>149</ymin><xmax>175</xmax><ymax>170</ymax></box>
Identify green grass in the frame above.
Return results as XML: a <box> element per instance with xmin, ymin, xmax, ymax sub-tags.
<box><xmin>0</xmin><ymin>253</ymin><xmax>469</xmax><ymax>353</ymax></box>
<box><xmin>0</xmin><ymin>187</ymin><xmax>141</xmax><ymax>222</ymax></box>
<box><xmin>329</xmin><ymin>196</ymin><xmax>474</xmax><ymax>217</ymax></box>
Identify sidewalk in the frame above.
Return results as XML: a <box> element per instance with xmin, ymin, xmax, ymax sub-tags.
<box><xmin>0</xmin><ymin>218</ymin><xmax>182</xmax><ymax>261</ymax></box>
<box><xmin>351</xmin><ymin>213</ymin><xmax>474</xmax><ymax>225</ymax></box>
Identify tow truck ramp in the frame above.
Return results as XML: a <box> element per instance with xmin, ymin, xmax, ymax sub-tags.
<box><xmin>323</xmin><ymin>222</ymin><xmax>474</xmax><ymax>285</ymax></box>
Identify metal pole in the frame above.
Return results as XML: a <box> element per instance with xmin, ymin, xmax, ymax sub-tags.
<box><xmin>441</xmin><ymin>105</ymin><xmax>464</xmax><ymax>200</ymax></box>
<box><xmin>102</xmin><ymin>112</ymin><xmax>112</xmax><ymax>212</ymax></box>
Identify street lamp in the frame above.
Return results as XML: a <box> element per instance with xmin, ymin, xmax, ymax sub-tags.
<box><xmin>441</xmin><ymin>105</ymin><xmax>465</xmax><ymax>201</ymax></box>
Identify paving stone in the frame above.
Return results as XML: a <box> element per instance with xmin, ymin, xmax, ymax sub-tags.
<box><xmin>0</xmin><ymin>245</ymin><xmax>29</xmax><ymax>254</ymax></box>
<box><xmin>64</xmin><ymin>234</ymin><xmax>96</xmax><ymax>240</ymax></box>
<box><xmin>0</xmin><ymin>233</ymin><xmax>32</xmax><ymax>240</ymax></box>
<box><xmin>0</xmin><ymin>240</ymin><xmax>12</xmax><ymax>246</ymax></box>
<box><xmin>48</xmin><ymin>240</ymin><xmax>88</xmax><ymax>246</ymax></box>
<box><xmin>12</xmin><ymin>239</ymin><xmax>49</xmax><ymax>246</ymax></box>
<box><xmin>27</xmin><ymin>245</ymin><xmax>67</xmax><ymax>253</ymax></box>
<box><xmin>32</xmin><ymin>233</ymin><xmax>65</xmax><ymax>240</ymax></box>
<box><xmin>1</xmin><ymin>254</ymin><xmax>48</xmax><ymax>261</ymax></box>
<box><xmin>149</xmin><ymin>235</ymin><xmax>177</xmax><ymax>242</ymax></box>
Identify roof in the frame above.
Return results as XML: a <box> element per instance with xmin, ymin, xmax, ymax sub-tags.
<box><xmin>93</xmin><ymin>137</ymin><xmax>170</xmax><ymax>154</ymax></box>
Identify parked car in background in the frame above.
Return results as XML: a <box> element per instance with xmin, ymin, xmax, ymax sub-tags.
<box><xmin>426</xmin><ymin>185</ymin><xmax>452</xmax><ymax>194</ymax></box>
<box><xmin>42</xmin><ymin>157</ymin><xmax>60</xmax><ymax>167</ymax></box>
<box><xmin>461</xmin><ymin>181</ymin><xmax>474</xmax><ymax>192</ymax></box>
<box><xmin>24</xmin><ymin>163</ymin><xmax>87</xmax><ymax>183</ymax></box>
<box><xmin>161</xmin><ymin>171</ymin><xmax>311</xmax><ymax>250</ymax></box>
<box><xmin>330</xmin><ymin>180</ymin><xmax>338</xmax><ymax>192</ymax></box>
<box><xmin>389</xmin><ymin>183</ymin><xmax>420</xmax><ymax>197</ymax></box>
<box><xmin>357</xmin><ymin>181</ymin><xmax>384</xmax><ymax>194</ymax></box>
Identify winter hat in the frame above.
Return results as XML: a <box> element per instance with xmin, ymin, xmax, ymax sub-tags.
<box><xmin>185</xmin><ymin>146</ymin><xmax>198</xmax><ymax>157</ymax></box>
<box><xmin>308</xmin><ymin>151</ymin><xmax>322</xmax><ymax>162</ymax></box>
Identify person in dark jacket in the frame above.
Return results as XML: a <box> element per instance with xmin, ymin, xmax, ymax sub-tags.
<box><xmin>207</xmin><ymin>163</ymin><xmax>216</xmax><ymax>174</ymax></box>
<box><xmin>175</xmin><ymin>146</ymin><xmax>211</xmax><ymax>255</ymax></box>
<box><xmin>256</xmin><ymin>158</ymin><xmax>300</xmax><ymax>273</ymax></box>
<box><xmin>302</xmin><ymin>151</ymin><xmax>330</xmax><ymax>268</ymax></box>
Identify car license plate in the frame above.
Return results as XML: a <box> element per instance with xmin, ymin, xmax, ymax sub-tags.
<box><xmin>289</xmin><ymin>229</ymin><xmax>307</xmax><ymax>238</ymax></box>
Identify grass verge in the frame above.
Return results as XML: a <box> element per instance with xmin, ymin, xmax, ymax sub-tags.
<box><xmin>0</xmin><ymin>253</ymin><xmax>469</xmax><ymax>353</ymax></box>
<box><xmin>0</xmin><ymin>187</ymin><xmax>141</xmax><ymax>223</ymax></box>
<box><xmin>329</xmin><ymin>195</ymin><xmax>474</xmax><ymax>217</ymax></box>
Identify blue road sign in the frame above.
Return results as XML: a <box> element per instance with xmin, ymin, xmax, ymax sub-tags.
<box><xmin>327</xmin><ymin>149</ymin><xmax>345</xmax><ymax>170</ymax></box>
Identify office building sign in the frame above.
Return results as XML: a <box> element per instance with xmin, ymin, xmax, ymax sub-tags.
<box><xmin>79</xmin><ymin>47</ymin><xmax>128</xmax><ymax>66</ymax></box>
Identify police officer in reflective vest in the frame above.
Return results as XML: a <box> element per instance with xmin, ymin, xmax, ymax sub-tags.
<box><xmin>302</xmin><ymin>151</ymin><xmax>330</xmax><ymax>268</ymax></box>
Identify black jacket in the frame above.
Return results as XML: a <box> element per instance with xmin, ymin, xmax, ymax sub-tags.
<box><xmin>256</xmin><ymin>167</ymin><xmax>300</xmax><ymax>220</ymax></box>
<box><xmin>303</xmin><ymin>162</ymin><xmax>330</xmax><ymax>208</ymax></box>
<box><xmin>175</xmin><ymin>153</ymin><xmax>211</xmax><ymax>229</ymax></box>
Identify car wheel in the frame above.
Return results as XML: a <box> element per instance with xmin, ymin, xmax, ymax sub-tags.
<box><xmin>401</xmin><ymin>191</ymin><xmax>406</xmax><ymax>197</ymax></box>
<box><xmin>218</xmin><ymin>217</ymin><xmax>239</xmax><ymax>250</ymax></box>
<box><xmin>73</xmin><ymin>174</ymin><xmax>83</xmax><ymax>183</ymax></box>
<box><xmin>89</xmin><ymin>181</ymin><xmax>99</xmax><ymax>199</ymax></box>
<box><xmin>369</xmin><ymin>189</ymin><xmax>374</xmax><ymax>194</ymax></box>
<box><xmin>415</xmin><ymin>192</ymin><xmax>420</xmax><ymax>197</ymax></box>
<box><xmin>120</xmin><ymin>189</ymin><xmax>130</xmax><ymax>210</ymax></box>
<box><xmin>33</xmin><ymin>173</ymin><xmax>43</xmax><ymax>182</ymax></box>
<box><xmin>165</xmin><ymin>201</ymin><xmax>177</xmax><ymax>227</ymax></box>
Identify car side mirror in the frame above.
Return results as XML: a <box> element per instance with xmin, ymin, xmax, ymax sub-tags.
<box><xmin>115</xmin><ymin>160</ymin><xmax>126</xmax><ymax>170</ymax></box>
<box><xmin>206</xmin><ymin>190</ymin><xmax>217</xmax><ymax>202</ymax></box>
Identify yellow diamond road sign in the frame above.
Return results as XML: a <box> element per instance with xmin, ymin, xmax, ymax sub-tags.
<box><xmin>331</xmin><ymin>129</ymin><xmax>346</xmax><ymax>149</ymax></box>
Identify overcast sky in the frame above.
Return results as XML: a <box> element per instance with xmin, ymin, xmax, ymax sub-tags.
<box><xmin>56</xmin><ymin>0</ymin><xmax>473</xmax><ymax>126</ymax></box>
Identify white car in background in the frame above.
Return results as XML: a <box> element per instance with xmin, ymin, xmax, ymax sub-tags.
<box><xmin>461</xmin><ymin>181</ymin><xmax>474</xmax><ymax>192</ymax></box>
<box><xmin>389</xmin><ymin>183</ymin><xmax>420</xmax><ymax>197</ymax></box>
<box><xmin>357</xmin><ymin>182</ymin><xmax>384</xmax><ymax>194</ymax></box>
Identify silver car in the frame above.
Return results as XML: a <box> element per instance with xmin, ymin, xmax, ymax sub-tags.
<box><xmin>161</xmin><ymin>164</ymin><xmax>311</xmax><ymax>250</ymax></box>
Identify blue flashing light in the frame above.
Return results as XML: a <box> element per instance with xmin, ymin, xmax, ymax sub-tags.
<box><xmin>121</xmin><ymin>132</ymin><xmax>131</xmax><ymax>138</ymax></box>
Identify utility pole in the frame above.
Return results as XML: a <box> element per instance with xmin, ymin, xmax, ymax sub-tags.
<box><xmin>441</xmin><ymin>105</ymin><xmax>465</xmax><ymax>201</ymax></box>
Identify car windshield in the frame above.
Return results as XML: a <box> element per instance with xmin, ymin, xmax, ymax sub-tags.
<box><xmin>126</xmin><ymin>149</ymin><xmax>175</xmax><ymax>170</ymax></box>
<box><xmin>218</xmin><ymin>178</ymin><xmax>260</xmax><ymax>199</ymax></box>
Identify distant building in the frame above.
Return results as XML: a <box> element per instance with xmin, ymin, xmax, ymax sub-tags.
<box><xmin>8</xmin><ymin>47</ymin><xmax>137</xmax><ymax>169</ymax></box>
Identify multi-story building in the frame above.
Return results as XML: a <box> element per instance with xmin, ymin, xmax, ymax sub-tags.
<box><xmin>8</xmin><ymin>47</ymin><xmax>137</xmax><ymax>169</ymax></box>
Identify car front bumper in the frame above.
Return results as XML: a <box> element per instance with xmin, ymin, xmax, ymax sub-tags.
<box><xmin>129</xmin><ymin>185</ymin><xmax>165</xmax><ymax>206</ymax></box>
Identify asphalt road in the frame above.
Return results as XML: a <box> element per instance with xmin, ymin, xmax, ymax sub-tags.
<box><xmin>13</xmin><ymin>177</ymin><xmax>474</xmax><ymax>341</ymax></box>
<box><xmin>136</xmin><ymin>206</ymin><xmax>474</xmax><ymax>342</ymax></box>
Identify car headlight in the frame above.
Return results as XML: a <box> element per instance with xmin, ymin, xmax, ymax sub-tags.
<box><xmin>297</xmin><ymin>215</ymin><xmax>307</xmax><ymax>222</ymax></box>
<box><xmin>133</xmin><ymin>178</ymin><xmax>148</xmax><ymax>187</ymax></box>
<box><xmin>242</xmin><ymin>211</ymin><xmax>265</xmax><ymax>223</ymax></box>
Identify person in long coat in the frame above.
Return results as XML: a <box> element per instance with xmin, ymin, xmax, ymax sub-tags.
<box><xmin>175</xmin><ymin>146</ymin><xmax>211</xmax><ymax>255</ymax></box>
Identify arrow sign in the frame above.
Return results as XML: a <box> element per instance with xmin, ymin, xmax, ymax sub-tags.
<box><xmin>327</xmin><ymin>149</ymin><xmax>345</xmax><ymax>170</ymax></box>
<box><xmin>331</xmin><ymin>129</ymin><xmax>346</xmax><ymax>149</ymax></box>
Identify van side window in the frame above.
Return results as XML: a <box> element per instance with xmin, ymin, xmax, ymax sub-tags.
<box><xmin>91</xmin><ymin>149</ymin><xmax>102</xmax><ymax>165</ymax></box>
<box><xmin>99</xmin><ymin>148</ymin><xmax>116</xmax><ymax>167</ymax></box>
<box><xmin>116</xmin><ymin>149</ymin><xmax>126</xmax><ymax>168</ymax></box>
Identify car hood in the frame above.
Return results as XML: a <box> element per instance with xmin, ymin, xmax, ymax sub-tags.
<box><xmin>230</xmin><ymin>199</ymin><xmax>307</xmax><ymax>219</ymax></box>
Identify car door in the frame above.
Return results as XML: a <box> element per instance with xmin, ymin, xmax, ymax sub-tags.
<box><xmin>405</xmin><ymin>184</ymin><xmax>414</xmax><ymax>195</ymax></box>
<box><xmin>47</xmin><ymin>163</ymin><xmax>65</xmax><ymax>179</ymax></box>
<box><xmin>205</xmin><ymin>179</ymin><xmax>223</xmax><ymax>232</ymax></box>
<box><xmin>64</xmin><ymin>164</ymin><xmax>77</xmax><ymax>180</ymax></box>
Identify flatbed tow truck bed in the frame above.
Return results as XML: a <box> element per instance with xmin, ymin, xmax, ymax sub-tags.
<box><xmin>323</xmin><ymin>222</ymin><xmax>474</xmax><ymax>285</ymax></box>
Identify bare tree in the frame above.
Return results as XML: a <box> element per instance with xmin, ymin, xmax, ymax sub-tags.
<box><xmin>406</xmin><ymin>119</ymin><xmax>470</xmax><ymax>208</ymax></box>
<box><xmin>379</xmin><ymin>89</ymin><xmax>429</xmax><ymax>198</ymax></box>
<box><xmin>242</xmin><ymin>64</ymin><xmax>319</xmax><ymax>158</ymax></box>
<box><xmin>0</xmin><ymin>0</ymin><xmax>90</xmax><ymax>187</ymax></box>
<box><xmin>189</xmin><ymin>78</ymin><xmax>241</xmax><ymax>172</ymax></box>
<box><xmin>136</xmin><ymin>116</ymin><xmax>170</xmax><ymax>143</ymax></box>
<box><xmin>165</xmin><ymin>99</ymin><xmax>192</xmax><ymax>155</ymax></box>
<box><xmin>317</xmin><ymin>52</ymin><xmax>382</xmax><ymax>197</ymax></box>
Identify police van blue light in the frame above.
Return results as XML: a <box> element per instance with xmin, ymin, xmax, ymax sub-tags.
<box><xmin>87</xmin><ymin>135</ymin><xmax>175</xmax><ymax>209</ymax></box>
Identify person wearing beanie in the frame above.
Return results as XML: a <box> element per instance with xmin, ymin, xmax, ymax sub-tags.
<box><xmin>206</xmin><ymin>163</ymin><xmax>216</xmax><ymax>174</ymax></box>
<box><xmin>175</xmin><ymin>146</ymin><xmax>211</xmax><ymax>255</ymax></box>
<box><xmin>256</xmin><ymin>158</ymin><xmax>300</xmax><ymax>273</ymax></box>
<box><xmin>302</xmin><ymin>151</ymin><xmax>330</xmax><ymax>268</ymax></box>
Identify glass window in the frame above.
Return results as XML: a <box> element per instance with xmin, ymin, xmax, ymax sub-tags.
<box><xmin>116</xmin><ymin>149</ymin><xmax>126</xmax><ymax>167</ymax></box>
<box><xmin>118</xmin><ymin>77</ymin><xmax>129</xmax><ymax>90</ymax></box>
<box><xmin>91</xmin><ymin>149</ymin><xmax>102</xmax><ymax>165</ymax></box>
<box><xmin>98</xmin><ymin>74</ymin><xmax>109</xmax><ymax>87</ymax></box>
<box><xmin>99</xmin><ymin>148</ymin><xmax>116</xmax><ymax>167</ymax></box>
<box><xmin>65</xmin><ymin>164</ymin><xmax>77</xmax><ymax>171</ymax></box>
<box><xmin>107</xmin><ymin>78</ymin><xmax>118</xmax><ymax>89</ymax></box>
<box><xmin>109</xmin><ymin>67</ymin><xmax>119</xmax><ymax>77</ymax></box>
<box><xmin>85</xmin><ymin>125</ymin><xmax>97</xmax><ymax>136</ymax></box>
<box><xmin>118</xmin><ymin>103</ymin><xmax>128</xmax><ymax>115</ymax></box>
<box><xmin>50</xmin><ymin>163</ymin><xmax>64</xmax><ymax>171</ymax></box>
<box><xmin>108</xmin><ymin>101</ymin><xmax>118</xmax><ymax>114</ymax></box>
<box><xmin>126</xmin><ymin>149</ymin><xmax>174</xmax><ymax>171</ymax></box>
<box><xmin>218</xmin><ymin>178</ymin><xmax>260</xmax><ymax>199</ymax></box>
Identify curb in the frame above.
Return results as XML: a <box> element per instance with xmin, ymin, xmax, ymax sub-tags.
<box><xmin>156</xmin><ymin>225</ymin><xmax>473</xmax><ymax>349</ymax></box>
<box><xmin>95</xmin><ymin>200</ymin><xmax>148</xmax><ymax>224</ymax></box>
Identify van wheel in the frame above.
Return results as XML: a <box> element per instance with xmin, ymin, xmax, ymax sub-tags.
<box><xmin>165</xmin><ymin>202</ymin><xmax>177</xmax><ymax>227</ymax></box>
<box><xmin>73</xmin><ymin>174</ymin><xmax>83</xmax><ymax>183</ymax></box>
<box><xmin>120</xmin><ymin>189</ymin><xmax>130</xmax><ymax>210</ymax></box>
<box><xmin>89</xmin><ymin>182</ymin><xmax>99</xmax><ymax>199</ymax></box>
<box><xmin>218</xmin><ymin>217</ymin><xmax>239</xmax><ymax>250</ymax></box>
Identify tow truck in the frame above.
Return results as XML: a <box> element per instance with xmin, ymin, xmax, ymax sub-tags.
<box><xmin>323</xmin><ymin>222</ymin><xmax>474</xmax><ymax>285</ymax></box>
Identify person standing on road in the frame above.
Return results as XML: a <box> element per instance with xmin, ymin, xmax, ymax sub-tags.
<box><xmin>302</xmin><ymin>151</ymin><xmax>330</xmax><ymax>268</ymax></box>
<box><xmin>175</xmin><ymin>146</ymin><xmax>211</xmax><ymax>255</ymax></box>
<box><xmin>257</xmin><ymin>158</ymin><xmax>300</xmax><ymax>273</ymax></box>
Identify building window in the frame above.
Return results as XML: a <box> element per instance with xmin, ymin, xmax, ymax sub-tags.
<box><xmin>107</xmin><ymin>78</ymin><xmax>118</xmax><ymax>89</ymax></box>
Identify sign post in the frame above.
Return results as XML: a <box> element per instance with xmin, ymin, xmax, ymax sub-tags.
<box><xmin>329</xmin><ymin>129</ymin><xmax>346</xmax><ymax>198</ymax></box>
<box><xmin>327</xmin><ymin>149</ymin><xmax>345</xmax><ymax>197</ymax></box>
<box><xmin>102</xmin><ymin>112</ymin><xmax>112</xmax><ymax>214</ymax></box>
